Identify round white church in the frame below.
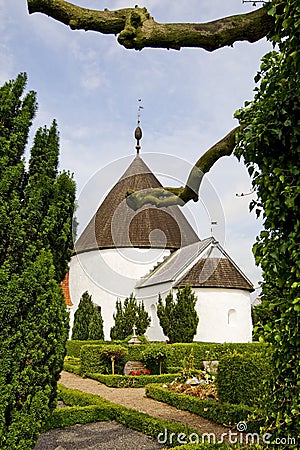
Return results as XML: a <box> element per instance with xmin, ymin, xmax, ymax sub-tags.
<box><xmin>65</xmin><ymin>128</ymin><xmax>253</xmax><ymax>343</ymax></box>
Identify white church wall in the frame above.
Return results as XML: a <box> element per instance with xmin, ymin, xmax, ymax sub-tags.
<box><xmin>193</xmin><ymin>287</ymin><xmax>252</xmax><ymax>343</ymax></box>
<box><xmin>69</xmin><ymin>249</ymin><xmax>253</xmax><ymax>343</ymax></box>
<box><xmin>69</xmin><ymin>247</ymin><xmax>170</xmax><ymax>339</ymax></box>
<box><xmin>135</xmin><ymin>282</ymin><xmax>172</xmax><ymax>341</ymax></box>
<box><xmin>136</xmin><ymin>284</ymin><xmax>253</xmax><ymax>343</ymax></box>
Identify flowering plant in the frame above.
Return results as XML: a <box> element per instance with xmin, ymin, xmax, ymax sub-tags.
<box><xmin>129</xmin><ymin>368</ymin><xmax>150</xmax><ymax>376</ymax></box>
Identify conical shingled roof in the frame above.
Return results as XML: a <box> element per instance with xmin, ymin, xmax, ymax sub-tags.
<box><xmin>74</xmin><ymin>155</ymin><xmax>200</xmax><ymax>254</ymax></box>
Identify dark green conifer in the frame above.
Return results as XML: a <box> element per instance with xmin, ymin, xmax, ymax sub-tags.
<box><xmin>0</xmin><ymin>74</ymin><xmax>76</xmax><ymax>449</ymax></box>
<box><xmin>110</xmin><ymin>294</ymin><xmax>150</xmax><ymax>340</ymax></box>
<box><xmin>157</xmin><ymin>285</ymin><xmax>199</xmax><ymax>343</ymax></box>
<box><xmin>88</xmin><ymin>305</ymin><xmax>104</xmax><ymax>340</ymax></box>
<box><xmin>71</xmin><ymin>291</ymin><xmax>95</xmax><ymax>340</ymax></box>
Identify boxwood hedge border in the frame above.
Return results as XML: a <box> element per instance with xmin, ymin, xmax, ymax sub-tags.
<box><xmin>46</xmin><ymin>385</ymin><xmax>200</xmax><ymax>447</ymax></box>
<box><xmin>145</xmin><ymin>384</ymin><xmax>261</xmax><ymax>433</ymax></box>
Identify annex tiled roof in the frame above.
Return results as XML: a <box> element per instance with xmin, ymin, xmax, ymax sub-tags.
<box><xmin>74</xmin><ymin>155</ymin><xmax>200</xmax><ymax>253</ymax></box>
<box><xmin>136</xmin><ymin>238</ymin><xmax>213</xmax><ymax>288</ymax></box>
<box><xmin>176</xmin><ymin>257</ymin><xmax>254</xmax><ymax>291</ymax></box>
<box><xmin>136</xmin><ymin>238</ymin><xmax>254</xmax><ymax>292</ymax></box>
<box><xmin>61</xmin><ymin>271</ymin><xmax>73</xmax><ymax>307</ymax></box>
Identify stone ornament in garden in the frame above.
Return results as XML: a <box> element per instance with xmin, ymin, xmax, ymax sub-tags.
<box><xmin>124</xmin><ymin>361</ymin><xmax>149</xmax><ymax>376</ymax></box>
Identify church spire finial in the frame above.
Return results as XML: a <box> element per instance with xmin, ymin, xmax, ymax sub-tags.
<box><xmin>134</xmin><ymin>99</ymin><xmax>143</xmax><ymax>154</ymax></box>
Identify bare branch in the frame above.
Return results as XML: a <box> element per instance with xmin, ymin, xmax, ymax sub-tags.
<box><xmin>126</xmin><ymin>126</ymin><xmax>242</xmax><ymax>210</ymax></box>
<box><xmin>27</xmin><ymin>0</ymin><xmax>274</xmax><ymax>51</ymax></box>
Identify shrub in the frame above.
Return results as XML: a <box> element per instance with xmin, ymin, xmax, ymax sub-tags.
<box><xmin>46</xmin><ymin>405</ymin><xmax>112</xmax><ymax>430</ymax></box>
<box><xmin>170</xmin><ymin>444</ymin><xmax>232</xmax><ymax>450</ymax></box>
<box><xmin>217</xmin><ymin>352</ymin><xmax>272</xmax><ymax>406</ymax></box>
<box><xmin>54</xmin><ymin>385</ymin><xmax>199</xmax><ymax>442</ymax></box>
<box><xmin>80</xmin><ymin>345</ymin><xmax>110</xmax><ymax>374</ymax></box>
<box><xmin>167</xmin><ymin>366</ymin><xmax>182</xmax><ymax>374</ymax></box>
<box><xmin>79</xmin><ymin>342</ymin><xmax>269</xmax><ymax>376</ymax></box>
<box><xmin>165</xmin><ymin>342</ymin><xmax>268</xmax><ymax>369</ymax></box>
<box><xmin>63</xmin><ymin>357</ymin><xmax>82</xmax><ymax>376</ymax></box>
<box><xmin>66</xmin><ymin>340</ymin><xmax>104</xmax><ymax>358</ymax></box>
<box><xmin>100</xmin><ymin>345</ymin><xmax>128</xmax><ymax>374</ymax></box>
<box><xmin>145</xmin><ymin>384</ymin><xmax>259</xmax><ymax>432</ymax></box>
<box><xmin>141</xmin><ymin>345</ymin><xmax>168</xmax><ymax>375</ymax></box>
<box><xmin>85</xmin><ymin>373</ymin><xmax>178</xmax><ymax>388</ymax></box>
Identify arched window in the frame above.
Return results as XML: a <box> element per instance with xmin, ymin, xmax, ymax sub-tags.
<box><xmin>150</xmin><ymin>304</ymin><xmax>156</xmax><ymax>327</ymax></box>
<box><xmin>228</xmin><ymin>308</ymin><xmax>237</xmax><ymax>326</ymax></box>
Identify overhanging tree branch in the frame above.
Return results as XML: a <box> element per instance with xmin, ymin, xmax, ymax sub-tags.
<box><xmin>27</xmin><ymin>0</ymin><xmax>274</xmax><ymax>51</ymax></box>
<box><xmin>126</xmin><ymin>126</ymin><xmax>242</xmax><ymax>210</ymax></box>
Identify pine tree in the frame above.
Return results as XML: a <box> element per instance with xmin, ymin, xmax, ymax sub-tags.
<box><xmin>110</xmin><ymin>299</ymin><xmax>124</xmax><ymax>340</ymax></box>
<box><xmin>71</xmin><ymin>291</ymin><xmax>95</xmax><ymax>340</ymax></box>
<box><xmin>110</xmin><ymin>294</ymin><xmax>150</xmax><ymax>340</ymax></box>
<box><xmin>136</xmin><ymin>301</ymin><xmax>151</xmax><ymax>336</ymax></box>
<box><xmin>0</xmin><ymin>74</ymin><xmax>76</xmax><ymax>449</ymax></box>
<box><xmin>157</xmin><ymin>285</ymin><xmax>199</xmax><ymax>343</ymax></box>
<box><xmin>88</xmin><ymin>305</ymin><xmax>104</xmax><ymax>340</ymax></box>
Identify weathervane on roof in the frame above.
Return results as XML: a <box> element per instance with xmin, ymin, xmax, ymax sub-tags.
<box><xmin>242</xmin><ymin>0</ymin><xmax>267</xmax><ymax>5</ymax></box>
<box><xmin>134</xmin><ymin>99</ymin><xmax>143</xmax><ymax>154</ymax></box>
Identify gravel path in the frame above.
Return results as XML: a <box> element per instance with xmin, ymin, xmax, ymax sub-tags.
<box><xmin>35</xmin><ymin>421</ymin><xmax>164</xmax><ymax>450</ymax></box>
<box><xmin>59</xmin><ymin>371</ymin><xmax>230</xmax><ymax>438</ymax></box>
<box><xmin>35</xmin><ymin>371</ymin><xmax>230</xmax><ymax>449</ymax></box>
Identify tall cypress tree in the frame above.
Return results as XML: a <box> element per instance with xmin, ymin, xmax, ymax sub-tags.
<box><xmin>0</xmin><ymin>74</ymin><xmax>76</xmax><ymax>449</ymax></box>
<box><xmin>88</xmin><ymin>305</ymin><xmax>104</xmax><ymax>340</ymax></box>
<box><xmin>110</xmin><ymin>294</ymin><xmax>150</xmax><ymax>340</ymax></box>
<box><xmin>71</xmin><ymin>291</ymin><xmax>91</xmax><ymax>339</ymax></box>
<box><xmin>157</xmin><ymin>285</ymin><xmax>199</xmax><ymax>343</ymax></box>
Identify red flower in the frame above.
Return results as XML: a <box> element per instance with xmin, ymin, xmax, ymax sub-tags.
<box><xmin>145</xmin><ymin>369</ymin><xmax>151</xmax><ymax>375</ymax></box>
<box><xmin>129</xmin><ymin>371</ymin><xmax>135</xmax><ymax>376</ymax></box>
<box><xmin>136</xmin><ymin>371</ymin><xmax>141</xmax><ymax>376</ymax></box>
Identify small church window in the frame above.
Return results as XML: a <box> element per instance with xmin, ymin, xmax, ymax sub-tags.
<box><xmin>228</xmin><ymin>308</ymin><xmax>237</xmax><ymax>326</ymax></box>
<box><xmin>150</xmin><ymin>304</ymin><xmax>156</xmax><ymax>327</ymax></box>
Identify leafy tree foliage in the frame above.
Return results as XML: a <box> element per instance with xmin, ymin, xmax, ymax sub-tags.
<box><xmin>72</xmin><ymin>291</ymin><xmax>104</xmax><ymax>340</ymax></box>
<box><xmin>0</xmin><ymin>74</ymin><xmax>76</xmax><ymax>449</ymax></box>
<box><xmin>251</xmin><ymin>303</ymin><xmax>269</xmax><ymax>341</ymax></box>
<box><xmin>142</xmin><ymin>345</ymin><xmax>167</xmax><ymax>375</ymax></box>
<box><xmin>157</xmin><ymin>285</ymin><xmax>199</xmax><ymax>343</ymax></box>
<box><xmin>235</xmin><ymin>0</ymin><xmax>300</xmax><ymax>441</ymax></box>
<box><xmin>110</xmin><ymin>293</ymin><xmax>150</xmax><ymax>340</ymax></box>
<box><xmin>101</xmin><ymin>345</ymin><xmax>128</xmax><ymax>375</ymax></box>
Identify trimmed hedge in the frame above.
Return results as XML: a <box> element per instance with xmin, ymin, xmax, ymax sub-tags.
<box><xmin>46</xmin><ymin>405</ymin><xmax>112</xmax><ymax>429</ymax></box>
<box><xmin>164</xmin><ymin>342</ymin><xmax>268</xmax><ymax>369</ymax></box>
<box><xmin>80</xmin><ymin>344</ymin><xmax>135</xmax><ymax>374</ymax></box>
<box><xmin>66</xmin><ymin>339</ymin><xmax>149</xmax><ymax>358</ymax></box>
<box><xmin>66</xmin><ymin>340</ymin><xmax>105</xmax><ymax>358</ymax></box>
<box><xmin>50</xmin><ymin>385</ymin><xmax>200</xmax><ymax>445</ymax></box>
<box><xmin>79</xmin><ymin>342</ymin><xmax>268</xmax><ymax>375</ymax></box>
<box><xmin>145</xmin><ymin>384</ymin><xmax>260</xmax><ymax>432</ymax></box>
<box><xmin>63</xmin><ymin>357</ymin><xmax>82</xmax><ymax>375</ymax></box>
<box><xmin>217</xmin><ymin>352</ymin><xmax>272</xmax><ymax>407</ymax></box>
<box><xmin>85</xmin><ymin>372</ymin><xmax>178</xmax><ymax>388</ymax></box>
<box><xmin>80</xmin><ymin>344</ymin><xmax>155</xmax><ymax>374</ymax></box>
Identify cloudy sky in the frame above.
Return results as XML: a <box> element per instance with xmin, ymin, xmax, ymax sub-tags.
<box><xmin>0</xmin><ymin>1</ymin><xmax>273</xmax><ymax>296</ymax></box>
